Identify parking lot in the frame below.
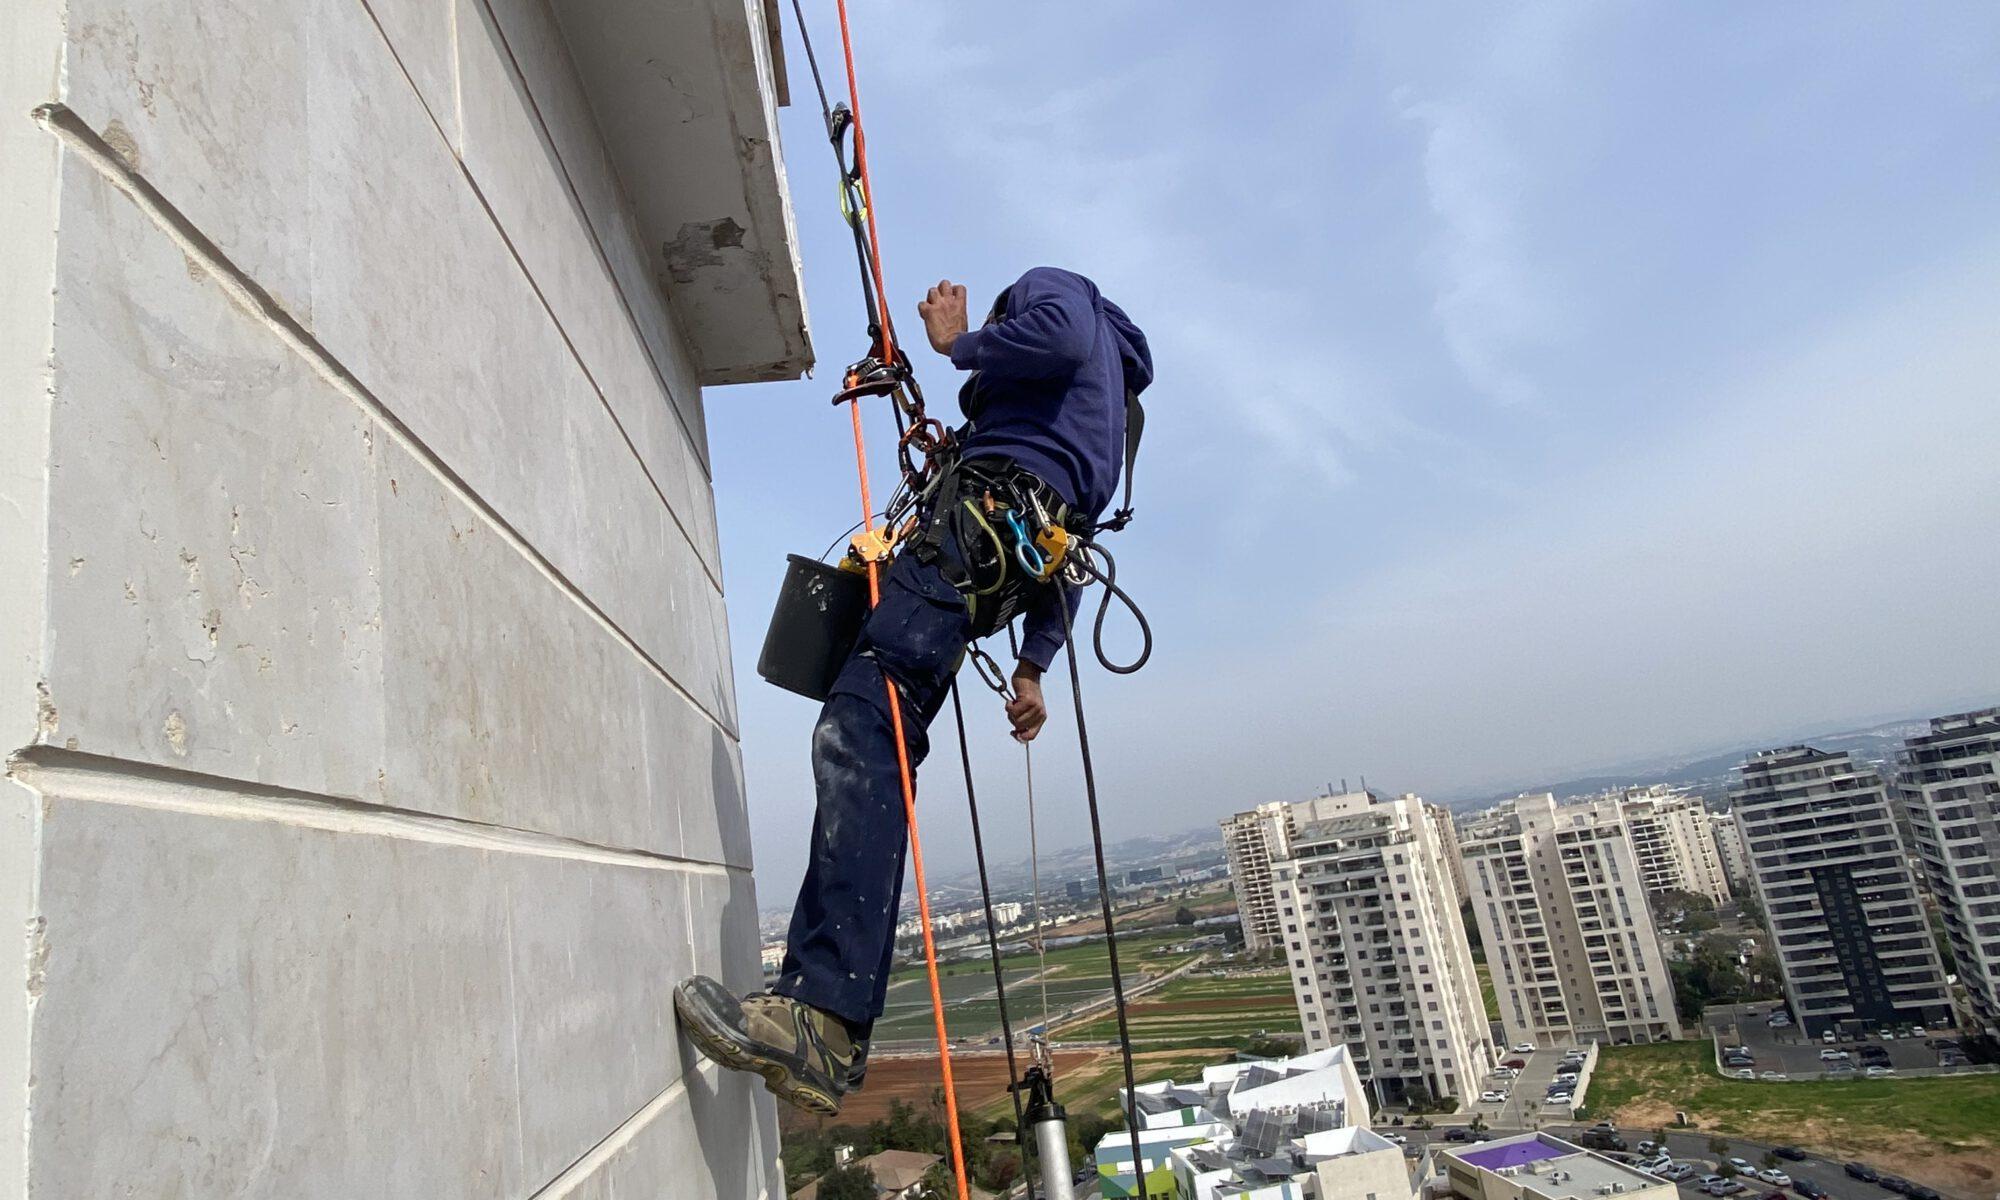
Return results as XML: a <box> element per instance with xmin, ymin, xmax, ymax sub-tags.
<box><xmin>1381</xmin><ymin>1123</ymin><xmax>1968</xmax><ymax>1200</ymax></box>
<box><xmin>1471</xmin><ymin>1043</ymin><xmax>1591</xmax><ymax>1127</ymax></box>
<box><xmin>1704</xmin><ymin>1002</ymin><xmax>1966</xmax><ymax>1079</ymax></box>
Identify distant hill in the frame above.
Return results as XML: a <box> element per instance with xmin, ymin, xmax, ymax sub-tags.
<box><xmin>1438</xmin><ymin>715</ymin><xmax>1944</xmax><ymax>813</ymax></box>
<box><xmin>926</xmin><ymin>823</ymin><xmax>1225</xmax><ymax>901</ymax></box>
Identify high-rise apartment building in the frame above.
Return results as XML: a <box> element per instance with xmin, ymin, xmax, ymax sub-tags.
<box><xmin>1427</xmin><ymin>802</ymin><xmax>1471</xmax><ymax>909</ymax></box>
<box><xmin>1898</xmin><ymin>709</ymin><xmax>2000</xmax><ymax>1034</ymax></box>
<box><xmin>1732</xmin><ymin>748</ymin><xmax>1951</xmax><ymax>1036</ymax></box>
<box><xmin>1461</xmin><ymin>794</ymin><xmax>1679</xmax><ymax>1048</ymax></box>
<box><xmin>1709</xmin><ymin>810</ymin><xmax>1753</xmax><ymax>890</ymax></box>
<box><xmin>1221</xmin><ymin>801</ymin><xmax>1293</xmax><ymax>951</ymax></box>
<box><xmin>1269</xmin><ymin>791</ymin><xmax>1493</xmax><ymax>1109</ymax></box>
<box><xmin>1615</xmin><ymin>786</ymin><xmax>1733</xmax><ymax>905</ymax></box>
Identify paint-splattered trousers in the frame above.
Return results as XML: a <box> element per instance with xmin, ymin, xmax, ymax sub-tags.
<box><xmin>770</xmin><ymin>535</ymin><xmax>972</xmax><ymax>1033</ymax></box>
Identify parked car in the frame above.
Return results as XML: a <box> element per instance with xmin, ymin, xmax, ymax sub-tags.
<box><xmin>1758</xmin><ymin>1189</ymin><xmax>1788</xmax><ymax>1200</ymax></box>
<box><xmin>1707</xmin><ymin>1181</ymin><xmax>1746</xmax><ymax>1196</ymax></box>
<box><xmin>1773</xmin><ymin>1147</ymin><xmax>1808</xmax><ymax>1162</ymax></box>
<box><xmin>1580</xmin><ymin>1131</ymin><xmax>1627</xmax><ymax>1152</ymax></box>
<box><xmin>1877</xmin><ymin>1029</ymin><xmax>1896</xmax><ymax>1041</ymax></box>
<box><xmin>1492</xmin><ymin>1066</ymin><xmax>1518</xmax><ymax>1078</ymax></box>
<box><xmin>1909</xmin><ymin>1025</ymin><xmax>1927</xmax><ymax>1037</ymax></box>
<box><xmin>1728</xmin><ymin>1158</ymin><xmax>1754</xmax><ymax>1172</ymax></box>
<box><xmin>1844</xmin><ymin>1163</ymin><xmax>1879</xmax><ymax>1183</ymax></box>
<box><xmin>1909</xmin><ymin>1186</ymin><xmax>1943</xmax><ymax>1200</ymax></box>
<box><xmin>1445</xmin><ymin>1128</ymin><xmax>1471</xmax><ymax>1142</ymax></box>
<box><xmin>1731</xmin><ymin>1068</ymin><xmax>1756</xmax><ymax>1079</ymax></box>
<box><xmin>1757</xmin><ymin>1169</ymin><xmax>1792</xmax><ymax>1186</ymax></box>
<box><xmin>1664</xmin><ymin>1164</ymin><xmax>1699</xmax><ymax>1182</ymax></box>
<box><xmin>1502</xmin><ymin>1058</ymin><xmax>1527</xmax><ymax>1070</ymax></box>
<box><xmin>1819</xmin><ymin>1049</ymin><xmax>1851</xmax><ymax>1062</ymax></box>
<box><xmin>1637</xmin><ymin>1141</ymin><xmax>1658</xmax><ymax>1156</ymax></box>
<box><xmin>1556</xmin><ymin>1071</ymin><xmax>1581</xmax><ymax>1083</ymax></box>
<box><xmin>1793</xmin><ymin>1178</ymin><xmax>1827</xmax><ymax>1199</ymax></box>
<box><xmin>1878</xmin><ymin>1176</ymin><xmax>1915</xmax><ymax>1196</ymax></box>
<box><xmin>1759</xmin><ymin>1071</ymin><xmax>1790</xmax><ymax>1081</ymax></box>
<box><xmin>1724</xmin><ymin>1055</ymin><xmax>1756</xmax><ymax>1068</ymax></box>
<box><xmin>1590</xmin><ymin>1121</ymin><xmax>1618</xmax><ymax>1132</ymax></box>
<box><xmin>1863</xmin><ymin>1066</ymin><xmax>1895</xmax><ymax>1078</ymax></box>
<box><xmin>1823</xmin><ymin>1030</ymin><xmax>1839</xmax><ymax>1044</ymax></box>
<box><xmin>1512</xmin><ymin>1042</ymin><xmax>1536</xmax><ymax>1053</ymax></box>
<box><xmin>1479</xmin><ymin>1090</ymin><xmax>1509</xmax><ymax>1103</ymax></box>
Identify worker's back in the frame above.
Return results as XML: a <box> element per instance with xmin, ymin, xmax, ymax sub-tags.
<box><xmin>950</xmin><ymin>266</ymin><xmax>1153</xmax><ymax>518</ymax></box>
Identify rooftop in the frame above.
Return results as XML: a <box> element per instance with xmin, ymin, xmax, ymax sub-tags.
<box><xmin>1446</xmin><ymin>1134</ymin><xmax>1667</xmax><ymax>1200</ymax></box>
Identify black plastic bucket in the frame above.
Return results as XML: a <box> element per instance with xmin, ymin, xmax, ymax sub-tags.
<box><xmin>757</xmin><ymin>554</ymin><xmax>871</xmax><ymax>701</ymax></box>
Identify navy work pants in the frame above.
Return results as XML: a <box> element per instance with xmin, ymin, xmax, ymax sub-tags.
<box><xmin>770</xmin><ymin>538</ymin><xmax>974</xmax><ymax>1032</ymax></box>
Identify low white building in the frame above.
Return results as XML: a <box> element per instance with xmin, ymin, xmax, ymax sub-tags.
<box><xmin>1106</xmin><ymin>1048</ymin><xmax>1381</xmax><ymax>1200</ymax></box>
<box><xmin>1172</xmin><ymin>1125</ymin><xmax>1411</xmax><ymax>1200</ymax></box>
<box><xmin>1437</xmin><ymin>1133</ymin><xmax>1674</xmax><ymax>1200</ymax></box>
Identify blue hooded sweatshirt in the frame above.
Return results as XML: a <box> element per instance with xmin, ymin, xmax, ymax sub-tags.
<box><xmin>947</xmin><ymin>267</ymin><xmax>1153</xmax><ymax>668</ymax></box>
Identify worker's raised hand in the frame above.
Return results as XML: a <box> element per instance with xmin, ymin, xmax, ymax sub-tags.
<box><xmin>918</xmin><ymin>279</ymin><xmax>969</xmax><ymax>357</ymax></box>
<box><xmin>1007</xmin><ymin>663</ymin><xmax>1047</xmax><ymax>743</ymax></box>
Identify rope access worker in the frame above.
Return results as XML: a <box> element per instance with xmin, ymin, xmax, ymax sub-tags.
<box><xmin>674</xmin><ymin>266</ymin><xmax>1154</xmax><ymax>1114</ymax></box>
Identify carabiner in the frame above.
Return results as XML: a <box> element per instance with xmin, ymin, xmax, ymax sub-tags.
<box><xmin>1004</xmin><ymin>508</ymin><xmax>1046</xmax><ymax>576</ymax></box>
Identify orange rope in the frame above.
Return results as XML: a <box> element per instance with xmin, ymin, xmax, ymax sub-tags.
<box><xmin>831</xmin><ymin>5</ymin><xmax>970</xmax><ymax>1199</ymax></box>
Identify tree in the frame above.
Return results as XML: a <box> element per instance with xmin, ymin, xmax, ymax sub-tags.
<box><xmin>1709</xmin><ymin>1136</ymin><xmax>1731</xmax><ymax>1157</ymax></box>
<box><xmin>1651</xmin><ymin>888</ymin><xmax>1719</xmax><ymax>934</ymax></box>
<box><xmin>1761</xmin><ymin>1151</ymin><xmax>1780</xmax><ymax>1170</ymax></box>
<box><xmin>1175</xmin><ymin>905</ymin><xmax>1197</xmax><ymax>926</ymax></box>
<box><xmin>815</xmin><ymin>1163</ymin><xmax>878</xmax><ymax>1200</ymax></box>
<box><xmin>1469</xmin><ymin>1113</ymin><xmax>1489</xmax><ymax>1133</ymax></box>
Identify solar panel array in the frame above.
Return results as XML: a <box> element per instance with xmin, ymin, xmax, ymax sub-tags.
<box><xmin>1238</xmin><ymin>1109</ymin><xmax>1285</xmax><ymax>1158</ymax></box>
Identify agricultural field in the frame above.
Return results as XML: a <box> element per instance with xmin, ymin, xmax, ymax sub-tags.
<box><xmin>1057</xmin><ymin>968</ymin><xmax>1299</xmax><ymax>1051</ymax></box>
<box><xmin>1588</xmin><ymin>1041</ymin><xmax>2000</xmax><ymax>1195</ymax></box>
<box><xmin>873</xmin><ymin>929</ymin><xmax>1206</xmax><ymax>1042</ymax></box>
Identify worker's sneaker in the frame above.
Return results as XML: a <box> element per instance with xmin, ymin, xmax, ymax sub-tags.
<box><xmin>673</xmin><ymin>976</ymin><xmax>865</xmax><ymax>1116</ymax></box>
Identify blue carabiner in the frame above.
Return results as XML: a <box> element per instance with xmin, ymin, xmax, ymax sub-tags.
<box><xmin>1004</xmin><ymin>508</ymin><xmax>1045</xmax><ymax>576</ymax></box>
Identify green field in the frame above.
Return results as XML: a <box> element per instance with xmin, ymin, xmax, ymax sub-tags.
<box><xmin>1477</xmin><ymin>962</ymin><xmax>1500</xmax><ymax>1023</ymax></box>
<box><xmin>1059</xmin><ymin>969</ymin><xmax>1299</xmax><ymax>1050</ymax></box>
<box><xmin>1588</xmin><ymin>1041</ymin><xmax>2000</xmax><ymax>1194</ymax></box>
<box><xmin>874</xmin><ymin>930</ymin><xmax>1205</xmax><ymax>1041</ymax></box>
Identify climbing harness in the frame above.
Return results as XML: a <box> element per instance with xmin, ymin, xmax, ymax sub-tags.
<box><xmin>777</xmin><ymin>3</ymin><xmax>1158</xmax><ymax>1197</ymax></box>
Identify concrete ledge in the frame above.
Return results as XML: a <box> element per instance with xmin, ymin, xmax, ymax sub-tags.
<box><xmin>550</xmin><ymin>0</ymin><xmax>812</xmax><ymax>384</ymax></box>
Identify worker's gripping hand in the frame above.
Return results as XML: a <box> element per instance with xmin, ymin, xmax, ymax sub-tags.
<box><xmin>1007</xmin><ymin>662</ymin><xmax>1047</xmax><ymax>743</ymax></box>
<box><xmin>919</xmin><ymin>279</ymin><xmax>969</xmax><ymax>357</ymax></box>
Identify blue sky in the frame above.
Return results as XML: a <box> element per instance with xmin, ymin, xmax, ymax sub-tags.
<box><xmin>708</xmin><ymin>3</ymin><xmax>2000</xmax><ymax>904</ymax></box>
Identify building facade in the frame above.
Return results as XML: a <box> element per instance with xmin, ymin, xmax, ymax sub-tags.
<box><xmin>1224</xmin><ymin>801</ymin><xmax>1295</xmax><ymax>951</ymax></box>
<box><xmin>1271</xmin><ymin>792</ymin><xmax>1493</xmax><ymax>1109</ymax></box>
<box><xmin>1427</xmin><ymin>802</ymin><xmax>1471</xmax><ymax>909</ymax></box>
<box><xmin>1708</xmin><ymin>809</ymin><xmax>1753</xmax><ymax>890</ymax></box>
<box><xmin>1732</xmin><ymin>748</ymin><xmax>1951</xmax><ymax>1036</ymax></box>
<box><xmin>1461</xmin><ymin>794</ymin><xmax>1679</xmax><ymax>1048</ymax></box>
<box><xmin>2</xmin><ymin>0</ymin><xmax>806</xmax><ymax>1193</ymax></box>
<box><xmin>1614</xmin><ymin>785</ymin><xmax>1732</xmax><ymax>905</ymax></box>
<box><xmin>1898</xmin><ymin>709</ymin><xmax>2000</xmax><ymax>1034</ymax></box>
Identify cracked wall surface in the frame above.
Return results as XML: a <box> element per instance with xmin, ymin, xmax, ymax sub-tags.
<box><xmin>1</xmin><ymin>0</ymin><xmax>782</xmax><ymax>1195</ymax></box>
